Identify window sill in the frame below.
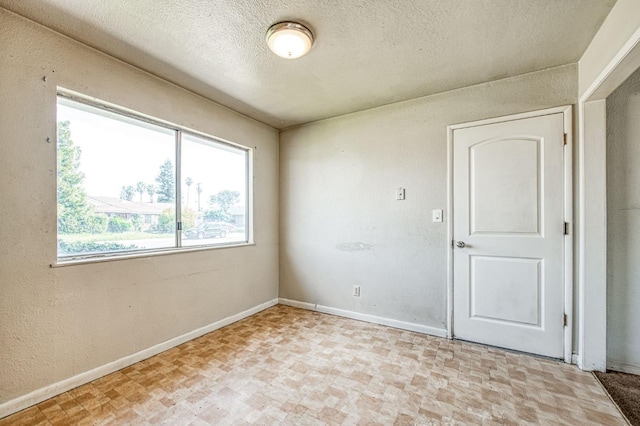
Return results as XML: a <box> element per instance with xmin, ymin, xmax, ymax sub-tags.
<box><xmin>51</xmin><ymin>241</ymin><xmax>256</xmax><ymax>268</ymax></box>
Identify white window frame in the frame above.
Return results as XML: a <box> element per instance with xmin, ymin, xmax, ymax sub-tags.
<box><xmin>55</xmin><ymin>89</ymin><xmax>253</xmax><ymax>265</ymax></box>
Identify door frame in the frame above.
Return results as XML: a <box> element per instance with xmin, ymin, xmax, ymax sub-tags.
<box><xmin>446</xmin><ymin>106</ymin><xmax>573</xmax><ymax>363</ymax></box>
<box><xmin>578</xmin><ymin>25</ymin><xmax>640</xmax><ymax>371</ymax></box>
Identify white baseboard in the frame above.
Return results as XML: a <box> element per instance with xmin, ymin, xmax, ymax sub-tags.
<box><xmin>572</xmin><ymin>353</ymin><xmax>580</xmax><ymax>365</ymax></box>
<box><xmin>278</xmin><ymin>298</ymin><xmax>448</xmax><ymax>338</ymax></box>
<box><xmin>0</xmin><ymin>298</ymin><xmax>278</xmax><ymax>419</ymax></box>
<box><xmin>607</xmin><ymin>361</ymin><xmax>640</xmax><ymax>375</ymax></box>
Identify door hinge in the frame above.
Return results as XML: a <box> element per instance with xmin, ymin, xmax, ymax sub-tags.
<box><xmin>563</xmin><ymin>313</ymin><xmax>568</xmax><ymax>327</ymax></box>
<box><xmin>563</xmin><ymin>222</ymin><xmax>569</xmax><ymax>235</ymax></box>
<box><xmin>563</xmin><ymin>133</ymin><xmax>567</xmax><ymax>145</ymax></box>
<box><xmin>177</xmin><ymin>221</ymin><xmax>183</xmax><ymax>231</ymax></box>
<box><xmin>451</xmin><ymin>239</ymin><xmax>454</xmax><ymax>249</ymax></box>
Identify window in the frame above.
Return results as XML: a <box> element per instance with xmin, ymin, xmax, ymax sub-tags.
<box><xmin>56</xmin><ymin>92</ymin><xmax>250</xmax><ymax>262</ymax></box>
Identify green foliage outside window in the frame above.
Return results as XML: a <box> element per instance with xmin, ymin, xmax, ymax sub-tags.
<box><xmin>205</xmin><ymin>190</ymin><xmax>240</xmax><ymax>223</ymax></box>
<box><xmin>107</xmin><ymin>216</ymin><xmax>133</xmax><ymax>233</ymax></box>
<box><xmin>57</xmin><ymin>121</ymin><xmax>107</xmax><ymax>234</ymax></box>
<box><xmin>155</xmin><ymin>159</ymin><xmax>175</xmax><ymax>203</ymax></box>
<box><xmin>156</xmin><ymin>207</ymin><xmax>175</xmax><ymax>234</ymax></box>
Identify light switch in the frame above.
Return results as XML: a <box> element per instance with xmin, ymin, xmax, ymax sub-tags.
<box><xmin>396</xmin><ymin>187</ymin><xmax>405</xmax><ymax>200</ymax></box>
<box><xmin>433</xmin><ymin>209</ymin><xmax>443</xmax><ymax>223</ymax></box>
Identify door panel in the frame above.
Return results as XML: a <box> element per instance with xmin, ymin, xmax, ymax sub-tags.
<box><xmin>453</xmin><ymin>113</ymin><xmax>564</xmax><ymax>358</ymax></box>
<box><xmin>470</xmin><ymin>138</ymin><xmax>541</xmax><ymax>235</ymax></box>
<box><xmin>470</xmin><ymin>256</ymin><xmax>542</xmax><ymax>326</ymax></box>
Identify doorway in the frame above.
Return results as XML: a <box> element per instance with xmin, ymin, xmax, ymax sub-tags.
<box><xmin>447</xmin><ymin>107</ymin><xmax>573</xmax><ymax>360</ymax></box>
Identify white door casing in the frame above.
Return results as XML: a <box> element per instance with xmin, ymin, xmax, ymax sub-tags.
<box><xmin>449</xmin><ymin>110</ymin><xmax>569</xmax><ymax>359</ymax></box>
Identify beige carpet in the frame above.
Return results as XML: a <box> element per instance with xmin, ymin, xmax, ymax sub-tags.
<box><xmin>1</xmin><ymin>305</ymin><xmax>627</xmax><ymax>425</ymax></box>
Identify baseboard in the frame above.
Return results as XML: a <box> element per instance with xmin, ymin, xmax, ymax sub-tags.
<box><xmin>572</xmin><ymin>353</ymin><xmax>579</xmax><ymax>365</ymax></box>
<box><xmin>278</xmin><ymin>298</ymin><xmax>448</xmax><ymax>338</ymax></box>
<box><xmin>0</xmin><ymin>298</ymin><xmax>278</xmax><ymax>419</ymax></box>
<box><xmin>607</xmin><ymin>361</ymin><xmax>640</xmax><ymax>375</ymax></box>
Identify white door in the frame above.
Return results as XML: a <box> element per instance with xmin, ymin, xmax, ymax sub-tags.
<box><xmin>452</xmin><ymin>112</ymin><xmax>565</xmax><ymax>358</ymax></box>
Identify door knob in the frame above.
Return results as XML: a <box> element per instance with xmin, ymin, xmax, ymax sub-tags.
<box><xmin>456</xmin><ymin>241</ymin><xmax>465</xmax><ymax>248</ymax></box>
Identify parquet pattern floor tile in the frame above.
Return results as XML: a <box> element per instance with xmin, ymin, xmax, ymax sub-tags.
<box><xmin>0</xmin><ymin>305</ymin><xmax>626</xmax><ymax>425</ymax></box>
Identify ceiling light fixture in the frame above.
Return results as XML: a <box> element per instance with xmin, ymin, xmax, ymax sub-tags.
<box><xmin>266</xmin><ymin>21</ymin><xmax>314</xmax><ymax>59</ymax></box>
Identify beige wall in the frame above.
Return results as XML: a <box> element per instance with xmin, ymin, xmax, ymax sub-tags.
<box><xmin>606</xmin><ymin>67</ymin><xmax>640</xmax><ymax>373</ymax></box>
<box><xmin>279</xmin><ymin>65</ymin><xmax>578</xmax><ymax>330</ymax></box>
<box><xmin>0</xmin><ymin>9</ymin><xmax>278</xmax><ymax>405</ymax></box>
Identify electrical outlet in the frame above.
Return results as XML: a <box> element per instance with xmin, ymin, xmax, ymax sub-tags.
<box><xmin>353</xmin><ymin>286</ymin><xmax>361</xmax><ymax>297</ymax></box>
<box><xmin>396</xmin><ymin>187</ymin><xmax>405</xmax><ymax>200</ymax></box>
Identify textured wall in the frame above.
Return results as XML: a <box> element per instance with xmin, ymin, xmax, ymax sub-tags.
<box><xmin>606</xmin><ymin>67</ymin><xmax>640</xmax><ymax>373</ymax></box>
<box><xmin>279</xmin><ymin>65</ymin><xmax>577</xmax><ymax>331</ymax></box>
<box><xmin>0</xmin><ymin>10</ymin><xmax>278</xmax><ymax>405</ymax></box>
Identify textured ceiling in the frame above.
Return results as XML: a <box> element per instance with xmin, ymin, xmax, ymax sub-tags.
<box><xmin>0</xmin><ymin>0</ymin><xmax>616</xmax><ymax>129</ymax></box>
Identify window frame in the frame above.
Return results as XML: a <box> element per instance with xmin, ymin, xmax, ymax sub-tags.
<box><xmin>55</xmin><ymin>89</ymin><xmax>253</xmax><ymax>265</ymax></box>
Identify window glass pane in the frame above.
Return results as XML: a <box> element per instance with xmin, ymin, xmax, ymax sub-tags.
<box><xmin>57</xmin><ymin>97</ymin><xmax>176</xmax><ymax>259</ymax></box>
<box><xmin>181</xmin><ymin>133</ymin><xmax>247</xmax><ymax>246</ymax></box>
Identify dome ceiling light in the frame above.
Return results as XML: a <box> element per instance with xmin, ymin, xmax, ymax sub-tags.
<box><xmin>266</xmin><ymin>22</ymin><xmax>314</xmax><ymax>59</ymax></box>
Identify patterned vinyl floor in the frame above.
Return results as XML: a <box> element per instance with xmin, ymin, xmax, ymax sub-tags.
<box><xmin>0</xmin><ymin>305</ymin><xmax>626</xmax><ymax>425</ymax></box>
